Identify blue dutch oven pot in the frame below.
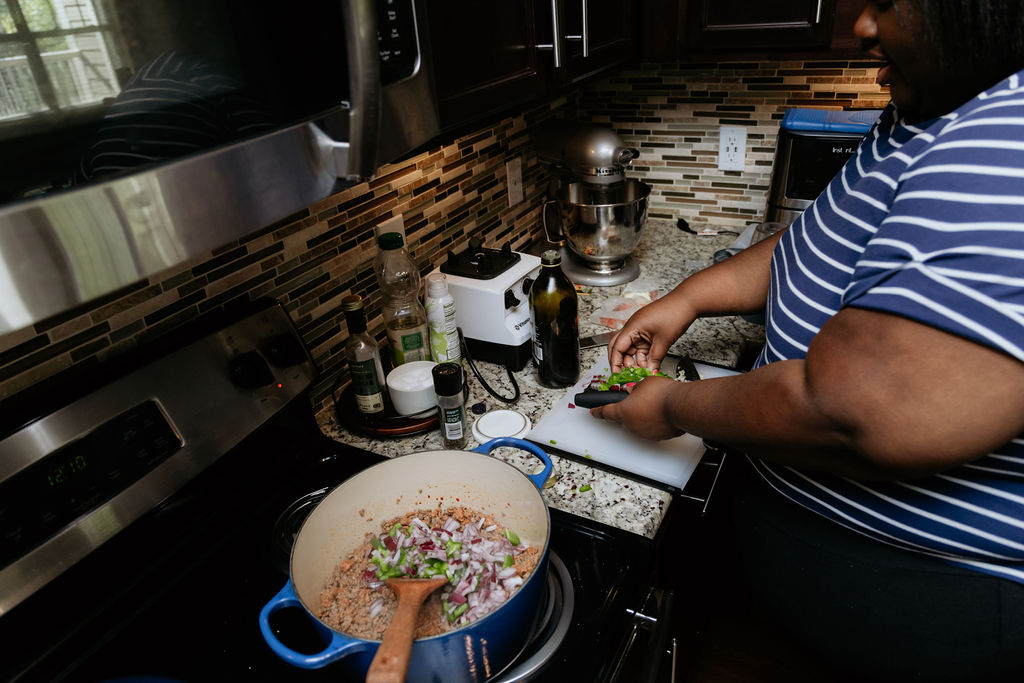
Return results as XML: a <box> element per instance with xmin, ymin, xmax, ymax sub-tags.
<box><xmin>259</xmin><ymin>438</ymin><xmax>553</xmax><ymax>682</ymax></box>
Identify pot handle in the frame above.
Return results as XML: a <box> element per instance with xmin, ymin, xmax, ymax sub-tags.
<box><xmin>259</xmin><ymin>580</ymin><xmax>373</xmax><ymax>669</ymax></box>
<box><xmin>473</xmin><ymin>437</ymin><xmax>553</xmax><ymax>490</ymax></box>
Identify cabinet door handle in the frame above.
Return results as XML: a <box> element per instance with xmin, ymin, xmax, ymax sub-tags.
<box><xmin>815</xmin><ymin>0</ymin><xmax>823</xmax><ymax>24</ymax></box>
<box><xmin>563</xmin><ymin>0</ymin><xmax>590</xmax><ymax>57</ymax></box>
<box><xmin>581</xmin><ymin>0</ymin><xmax>589</xmax><ymax>57</ymax></box>
<box><xmin>549</xmin><ymin>0</ymin><xmax>563</xmax><ymax>67</ymax></box>
<box><xmin>538</xmin><ymin>0</ymin><xmax>589</xmax><ymax>66</ymax></box>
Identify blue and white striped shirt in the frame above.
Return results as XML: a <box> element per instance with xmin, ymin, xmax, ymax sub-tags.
<box><xmin>752</xmin><ymin>69</ymin><xmax>1024</xmax><ymax>583</ymax></box>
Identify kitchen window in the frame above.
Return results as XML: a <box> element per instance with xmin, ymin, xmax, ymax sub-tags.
<box><xmin>0</xmin><ymin>0</ymin><xmax>122</xmax><ymax>124</ymax></box>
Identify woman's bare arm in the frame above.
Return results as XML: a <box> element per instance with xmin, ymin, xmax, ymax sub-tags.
<box><xmin>595</xmin><ymin>306</ymin><xmax>1024</xmax><ymax>480</ymax></box>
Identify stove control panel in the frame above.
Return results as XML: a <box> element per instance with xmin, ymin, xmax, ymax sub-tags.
<box><xmin>0</xmin><ymin>302</ymin><xmax>314</xmax><ymax>615</ymax></box>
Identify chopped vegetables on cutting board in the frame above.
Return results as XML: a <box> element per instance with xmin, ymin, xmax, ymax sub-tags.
<box><xmin>528</xmin><ymin>359</ymin><xmax>740</xmax><ymax>489</ymax></box>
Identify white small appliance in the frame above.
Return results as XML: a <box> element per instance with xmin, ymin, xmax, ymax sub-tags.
<box><xmin>431</xmin><ymin>241</ymin><xmax>541</xmax><ymax>370</ymax></box>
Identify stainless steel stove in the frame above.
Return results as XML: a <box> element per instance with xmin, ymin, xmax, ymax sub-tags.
<box><xmin>0</xmin><ymin>300</ymin><xmax>687</xmax><ymax>682</ymax></box>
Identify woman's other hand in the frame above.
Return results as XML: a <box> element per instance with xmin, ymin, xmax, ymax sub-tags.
<box><xmin>607</xmin><ymin>297</ymin><xmax>695</xmax><ymax>374</ymax></box>
<box><xmin>607</xmin><ymin>230</ymin><xmax>784</xmax><ymax>374</ymax></box>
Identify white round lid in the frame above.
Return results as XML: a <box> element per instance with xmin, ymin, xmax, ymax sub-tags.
<box><xmin>472</xmin><ymin>409</ymin><xmax>532</xmax><ymax>443</ymax></box>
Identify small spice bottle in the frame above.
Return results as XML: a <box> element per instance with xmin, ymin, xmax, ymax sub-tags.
<box><xmin>432</xmin><ymin>362</ymin><xmax>467</xmax><ymax>449</ymax></box>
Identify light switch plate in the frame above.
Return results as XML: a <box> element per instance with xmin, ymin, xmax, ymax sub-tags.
<box><xmin>718</xmin><ymin>125</ymin><xmax>746</xmax><ymax>171</ymax></box>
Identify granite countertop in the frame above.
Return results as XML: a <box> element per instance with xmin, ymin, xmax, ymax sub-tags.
<box><xmin>316</xmin><ymin>218</ymin><xmax>765</xmax><ymax>538</ymax></box>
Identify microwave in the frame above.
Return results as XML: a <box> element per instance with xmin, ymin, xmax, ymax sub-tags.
<box><xmin>765</xmin><ymin>108</ymin><xmax>881</xmax><ymax>226</ymax></box>
<box><xmin>0</xmin><ymin>0</ymin><xmax>439</xmax><ymax>334</ymax></box>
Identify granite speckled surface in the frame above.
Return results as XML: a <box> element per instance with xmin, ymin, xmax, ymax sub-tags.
<box><xmin>316</xmin><ymin>218</ymin><xmax>765</xmax><ymax>538</ymax></box>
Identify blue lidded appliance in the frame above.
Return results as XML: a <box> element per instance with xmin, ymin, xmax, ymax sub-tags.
<box><xmin>765</xmin><ymin>108</ymin><xmax>882</xmax><ymax>226</ymax></box>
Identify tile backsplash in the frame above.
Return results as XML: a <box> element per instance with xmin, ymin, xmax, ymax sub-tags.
<box><xmin>577</xmin><ymin>59</ymin><xmax>889</xmax><ymax>229</ymax></box>
<box><xmin>0</xmin><ymin>58</ymin><xmax>887</xmax><ymax>411</ymax></box>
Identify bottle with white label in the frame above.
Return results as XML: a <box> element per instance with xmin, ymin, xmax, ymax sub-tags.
<box><xmin>425</xmin><ymin>272</ymin><xmax>461</xmax><ymax>364</ymax></box>
<box><xmin>341</xmin><ymin>294</ymin><xmax>386</xmax><ymax>414</ymax></box>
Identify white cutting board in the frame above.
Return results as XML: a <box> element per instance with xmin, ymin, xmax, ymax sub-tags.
<box><xmin>528</xmin><ymin>359</ymin><xmax>740</xmax><ymax>489</ymax></box>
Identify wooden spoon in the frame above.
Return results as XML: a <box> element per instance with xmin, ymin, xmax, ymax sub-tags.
<box><xmin>365</xmin><ymin>576</ymin><xmax>449</xmax><ymax>683</ymax></box>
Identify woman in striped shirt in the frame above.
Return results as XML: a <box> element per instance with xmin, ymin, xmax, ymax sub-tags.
<box><xmin>595</xmin><ymin>1</ymin><xmax>1024</xmax><ymax>680</ymax></box>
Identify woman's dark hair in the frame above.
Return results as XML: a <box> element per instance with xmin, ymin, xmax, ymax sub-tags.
<box><xmin>907</xmin><ymin>0</ymin><xmax>1024</xmax><ymax>80</ymax></box>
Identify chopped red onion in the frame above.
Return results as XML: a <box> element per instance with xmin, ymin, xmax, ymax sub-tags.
<box><xmin>363</xmin><ymin>513</ymin><xmax>530</xmax><ymax>629</ymax></box>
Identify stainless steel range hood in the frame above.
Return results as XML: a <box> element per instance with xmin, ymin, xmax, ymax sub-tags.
<box><xmin>0</xmin><ymin>121</ymin><xmax>341</xmax><ymax>334</ymax></box>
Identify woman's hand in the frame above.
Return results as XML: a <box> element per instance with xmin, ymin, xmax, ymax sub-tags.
<box><xmin>588</xmin><ymin>375</ymin><xmax>685</xmax><ymax>441</ymax></box>
<box><xmin>607</xmin><ymin>296</ymin><xmax>696</xmax><ymax>374</ymax></box>
<box><xmin>607</xmin><ymin>231</ymin><xmax>784</xmax><ymax>374</ymax></box>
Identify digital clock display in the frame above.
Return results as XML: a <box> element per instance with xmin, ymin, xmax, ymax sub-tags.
<box><xmin>47</xmin><ymin>454</ymin><xmax>89</xmax><ymax>488</ymax></box>
<box><xmin>0</xmin><ymin>401</ymin><xmax>183</xmax><ymax>569</ymax></box>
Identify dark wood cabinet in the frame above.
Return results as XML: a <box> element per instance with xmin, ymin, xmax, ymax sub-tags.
<box><xmin>554</xmin><ymin>0</ymin><xmax>636</xmax><ymax>87</ymax></box>
<box><xmin>685</xmin><ymin>0</ymin><xmax>838</xmax><ymax>51</ymax></box>
<box><xmin>424</xmin><ymin>0</ymin><xmax>637</xmax><ymax>132</ymax></box>
<box><xmin>641</xmin><ymin>0</ymin><xmax>865</xmax><ymax>61</ymax></box>
<box><xmin>425</xmin><ymin>1</ymin><xmax>548</xmax><ymax>132</ymax></box>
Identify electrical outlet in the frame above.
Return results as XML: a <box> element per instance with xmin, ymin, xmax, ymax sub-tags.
<box><xmin>717</xmin><ymin>125</ymin><xmax>747</xmax><ymax>171</ymax></box>
<box><xmin>506</xmin><ymin>157</ymin><xmax>523</xmax><ymax>207</ymax></box>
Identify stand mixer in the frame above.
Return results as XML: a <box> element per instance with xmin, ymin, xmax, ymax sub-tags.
<box><xmin>536</xmin><ymin>120</ymin><xmax>651</xmax><ymax>286</ymax></box>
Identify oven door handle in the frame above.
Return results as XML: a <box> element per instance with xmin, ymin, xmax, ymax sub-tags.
<box><xmin>260</xmin><ymin>580</ymin><xmax>375</xmax><ymax>667</ymax></box>
<box><xmin>302</xmin><ymin>0</ymin><xmax>383</xmax><ymax>183</ymax></box>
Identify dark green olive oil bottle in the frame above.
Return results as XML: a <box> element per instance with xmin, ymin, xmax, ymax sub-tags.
<box><xmin>528</xmin><ymin>250</ymin><xmax>580</xmax><ymax>388</ymax></box>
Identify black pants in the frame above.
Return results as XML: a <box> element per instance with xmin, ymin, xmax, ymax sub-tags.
<box><xmin>731</xmin><ymin>457</ymin><xmax>1024</xmax><ymax>682</ymax></box>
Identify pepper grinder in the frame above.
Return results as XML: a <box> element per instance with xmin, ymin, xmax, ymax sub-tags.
<box><xmin>432</xmin><ymin>362</ymin><xmax>467</xmax><ymax>449</ymax></box>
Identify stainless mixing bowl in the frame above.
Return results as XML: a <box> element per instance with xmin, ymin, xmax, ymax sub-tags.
<box><xmin>543</xmin><ymin>179</ymin><xmax>651</xmax><ymax>272</ymax></box>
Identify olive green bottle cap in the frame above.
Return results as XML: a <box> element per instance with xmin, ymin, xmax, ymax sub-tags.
<box><xmin>378</xmin><ymin>232</ymin><xmax>404</xmax><ymax>249</ymax></box>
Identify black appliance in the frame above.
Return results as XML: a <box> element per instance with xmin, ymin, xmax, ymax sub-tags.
<box><xmin>0</xmin><ymin>300</ymin><xmax>691</xmax><ymax>682</ymax></box>
<box><xmin>765</xmin><ymin>108</ymin><xmax>881</xmax><ymax>226</ymax></box>
<box><xmin>0</xmin><ymin>0</ymin><xmax>440</xmax><ymax>336</ymax></box>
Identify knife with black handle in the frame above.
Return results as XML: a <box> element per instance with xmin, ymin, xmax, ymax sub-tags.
<box><xmin>573</xmin><ymin>390</ymin><xmax>628</xmax><ymax>407</ymax></box>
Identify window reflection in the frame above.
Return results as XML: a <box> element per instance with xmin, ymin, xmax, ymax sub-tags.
<box><xmin>0</xmin><ymin>0</ymin><xmax>122</xmax><ymax>121</ymax></box>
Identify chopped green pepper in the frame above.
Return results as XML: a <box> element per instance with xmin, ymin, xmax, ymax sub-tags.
<box><xmin>504</xmin><ymin>529</ymin><xmax>520</xmax><ymax>546</ymax></box>
<box><xmin>502</xmin><ymin>554</ymin><xmax>514</xmax><ymax>569</ymax></box>
<box><xmin>579</xmin><ymin>484</ymin><xmax>592</xmax><ymax>492</ymax></box>
<box><xmin>597</xmin><ymin>366</ymin><xmax>664</xmax><ymax>390</ymax></box>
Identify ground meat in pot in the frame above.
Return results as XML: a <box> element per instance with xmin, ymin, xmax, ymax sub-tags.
<box><xmin>318</xmin><ymin>506</ymin><xmax>540</xmax><ymax>640</ymax></box>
